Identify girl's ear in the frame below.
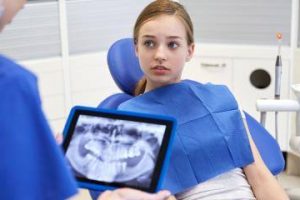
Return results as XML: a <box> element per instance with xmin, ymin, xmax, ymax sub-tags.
<box><xmin>186</xmin><ymin>43</ymin><xmax>195</xmax><ymax>62</ymax></box>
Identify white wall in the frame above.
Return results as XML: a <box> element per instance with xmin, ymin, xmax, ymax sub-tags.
<box><xmin>19</xmin><ymin>43</ymin><xmax>294</xmax><ymax>150</ymax></box>
<box><xmin>21</xmin><ymin>52</ymin><xmax>120</xmax><ymax>133</ymax></box>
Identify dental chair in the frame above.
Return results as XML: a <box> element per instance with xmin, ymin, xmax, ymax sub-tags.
<box><xmin>90</xmin><ymin>38</ymin><xmax>285</xmax><ymax>199</ymax></box>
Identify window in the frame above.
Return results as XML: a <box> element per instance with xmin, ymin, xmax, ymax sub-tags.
<box><xmin>0</xmin><ymin>1</ymin><xmax>61</xmax><ymax>60</ymax></box>
<box><xmin>180</xmin><ymin>0</ymin><xmax>291</xmax><ymax>46</ymax></box>
<box><xmin>66</xmin><ymin>0</ymin><xmax>152</xmax><ymax>54</ymax></box>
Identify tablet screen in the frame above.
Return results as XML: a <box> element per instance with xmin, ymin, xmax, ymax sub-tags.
<box><xmin>62</xmin><ymin>106</ymin><xmax>176</xmax><ymax>192</ymax></box>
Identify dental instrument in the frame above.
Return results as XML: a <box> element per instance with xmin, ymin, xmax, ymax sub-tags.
<box><xmin>274</xmin><ymin>33</ymin><xmax>283</xmax><ymax>141</ymax></box>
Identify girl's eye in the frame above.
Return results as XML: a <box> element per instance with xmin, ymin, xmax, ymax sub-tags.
<box><xmin>144</xmin><ymin>40</ymin><xmax>155</xmax><ymax>48</ymax></box>
<box><xmin>168</xmin><ymin>41</ymin><xmax>179</xmax><ymax>49</ymax></box>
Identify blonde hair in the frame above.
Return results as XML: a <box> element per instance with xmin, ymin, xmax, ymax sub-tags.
<box><xmin>133</xmin><ymin>0</ymin><xmax>194</xmax><ymax>96</ymax></box>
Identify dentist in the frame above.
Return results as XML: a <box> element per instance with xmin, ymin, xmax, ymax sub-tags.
<box><xmin>0</xmin><ymin>0</ymin><xmax>78</xmax><ymax>199</ymax></box>
<box><xmin>0</xmin><ymin>1</ymin><xmax>171</xmax><ymax>200</ymax></box>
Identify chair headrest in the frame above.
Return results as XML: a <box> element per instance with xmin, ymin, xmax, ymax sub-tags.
<box><xmin>107</xmin><ymin>38</ymin><xmax>144</xmax><ymax>95</ymax></box>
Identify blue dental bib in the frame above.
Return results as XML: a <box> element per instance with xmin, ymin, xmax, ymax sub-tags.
<box><xmin>118</xmin><ymin>80</ymin><xmax>254</xmax><ymax>194</ymax></box>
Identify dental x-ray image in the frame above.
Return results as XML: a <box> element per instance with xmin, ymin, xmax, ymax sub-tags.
<box><xmin>66</xmin><ymin>114</ymin><xmax>166</xmax><ymax>188</ymax></box>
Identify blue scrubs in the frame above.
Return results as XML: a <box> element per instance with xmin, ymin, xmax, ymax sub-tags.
<box><xmin>0</xmin><ymin>55</ymin><xmax>77</xmax><ymax>200</ymax></box>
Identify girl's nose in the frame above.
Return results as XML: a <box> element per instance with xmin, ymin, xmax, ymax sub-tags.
<box><xmin>154</xmin><ymin>45</ymin><xmax>167</xmax><ymax>62</ymax></box>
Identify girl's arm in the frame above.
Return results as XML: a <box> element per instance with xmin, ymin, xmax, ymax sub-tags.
<box><xmin>243</xmin><ymin>136</ymin><xmax>289</xmax><ymax>200</ymax></box>
<box><xmin>97</xmin><ymin>188</ymin><xmax>172</xmax><ymax>200</ymax></box>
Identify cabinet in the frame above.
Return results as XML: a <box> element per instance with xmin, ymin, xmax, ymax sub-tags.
<box><xmin>183</xmin><ymin>56</ymin><xmax>233</xmax><ymax>88</ymax></box>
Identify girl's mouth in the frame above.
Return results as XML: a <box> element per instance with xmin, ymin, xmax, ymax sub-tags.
<box><xmin>152</xmin><ymin>66</ymin><xmax>169</xmax><ymax>74</ymax></box>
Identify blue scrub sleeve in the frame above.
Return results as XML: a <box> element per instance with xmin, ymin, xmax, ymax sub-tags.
<box><xmin>0</xmin><ymin>57</ymin><xmax>78</xmax><ymax>200</ymax></box>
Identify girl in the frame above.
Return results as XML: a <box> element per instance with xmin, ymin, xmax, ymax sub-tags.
<box><xmin>117</xmin><ymin>0</ymin><xmax>289</xmax><ymax>199</ymax></box>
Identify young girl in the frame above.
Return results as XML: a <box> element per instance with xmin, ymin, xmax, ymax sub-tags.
<box><xmin>117</xmin><ymin>0</ymin><xmax>289</xmax><ymax>199</ymax></box>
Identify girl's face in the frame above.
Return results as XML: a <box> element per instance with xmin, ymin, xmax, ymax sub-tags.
<box><xmin>135</xmin><ymin>15</ymin><xmax>194</xmax><ymax>92</ymax></box>
<box><xmin>0</xmin><ymin>0</ymin><xmax>26</xmax><ymax>32</ymax></box>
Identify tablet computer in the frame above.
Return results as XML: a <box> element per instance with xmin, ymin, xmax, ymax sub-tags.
<box><xmin>62</xmin><ymin>106</ymin><xmax>176</xmax><ymax>192</ymax></box>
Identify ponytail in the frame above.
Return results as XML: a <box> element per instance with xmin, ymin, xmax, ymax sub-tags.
<box><xmin>134</xmin><ymin>76</ymin><xmax>147</xmax><ymax>96</ymax></box>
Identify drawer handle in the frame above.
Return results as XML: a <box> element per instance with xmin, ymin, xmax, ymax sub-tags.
<box><xmin>201</xmin><ymin>63</ymin><xmax>226</xmax><ymax>68</ymax></box>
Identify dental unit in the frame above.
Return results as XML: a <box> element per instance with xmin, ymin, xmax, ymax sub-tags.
<box><xmin>256</xmin><ymin>33</ymin><xmax>300</xmax><ymax>154</ymax></box>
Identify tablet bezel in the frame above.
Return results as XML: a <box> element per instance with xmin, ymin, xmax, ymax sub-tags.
<box><xmin>62</xmin><ymin>106</ymin><xmax>176</xmax><ymax>192</ymax></box>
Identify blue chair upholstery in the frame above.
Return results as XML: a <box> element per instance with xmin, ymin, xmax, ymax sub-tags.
<box><xmin>90</xmin><ymin>38</ymin><xmax>285</xmax><ymax>200</ymax></box>
<box><xmin>245</xmin><ymin>112</ymin><xmax>285</xmax><ymax>175</ymax></box>
<box><xmin>107</xmin><ymin>38</ymin><xmax>143</xmax><ymax>96</ymax></box>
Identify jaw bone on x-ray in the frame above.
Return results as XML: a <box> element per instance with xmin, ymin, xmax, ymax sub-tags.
<box><xmin>66</xmin><ymin>115</ymin><xmax>165</xmax><ymax>187</ymax></box>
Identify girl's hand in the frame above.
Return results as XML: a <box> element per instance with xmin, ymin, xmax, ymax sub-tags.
<box><xmin>97</xmin><ymin>188</ymin><xmax>174</xmax><ymax>200</ymax></box>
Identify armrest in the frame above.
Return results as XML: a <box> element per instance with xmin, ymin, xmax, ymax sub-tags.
<box><xmin>256</xmin><ymin>99</ymin><xmax>300</xmax><ymax>112</ymax></box>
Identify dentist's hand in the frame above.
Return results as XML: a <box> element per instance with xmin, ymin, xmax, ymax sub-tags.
<box><xmin>97</xmin><ymin>188</ymin><xmax>174</xmax><ymax>200</ymax></box>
